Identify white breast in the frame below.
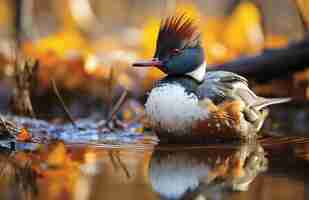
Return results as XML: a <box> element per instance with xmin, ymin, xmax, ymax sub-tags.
<box><xmin>145</xmin><ymin>83</ymin><xmax>208</xmax><ymax>135</ymax></box>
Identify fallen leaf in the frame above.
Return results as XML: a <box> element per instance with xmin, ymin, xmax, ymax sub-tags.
<box><xmin>16</xmin><ymin>128</ymin><xmax>32</xmax><ymax>142</ymax></box>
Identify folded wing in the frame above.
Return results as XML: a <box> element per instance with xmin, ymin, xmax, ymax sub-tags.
<box><xmin>198</xmin><ymin>71</ymin><xmax>291</xmax><ymax>110</ymax></box>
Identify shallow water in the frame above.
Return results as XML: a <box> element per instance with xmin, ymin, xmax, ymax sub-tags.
<box><xmin>0</xmin><ymin>136</ymin><xmax>308</xmax><ymax>200</ymax></box>
<box><xmin>0</xmin><ymin>104</ymin><xmax>308</xmax><ymax>199</ymax></box>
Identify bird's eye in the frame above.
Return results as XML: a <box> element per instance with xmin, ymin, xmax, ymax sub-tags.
<box><xmin>171</xmin><ymin>48</ymin><xmax>181</xmax><ymax>55</ymax></box>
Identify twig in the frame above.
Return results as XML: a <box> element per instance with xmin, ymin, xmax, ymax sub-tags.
<box><xmin>14</xmin><ymin>0</ymin><xmax>22</xmax><ymax>50</ymax></box>
<box><xmin>0</xmin><ymin>116</ymin><xmax>9</xmax><ymax>133</ymax></box>
<box><xmin>108</xmin><ymin>150</ymin><xmax>130</xmax><ymax>179</ymax></box>
<box><xmin>129</xmin><ymin>112</ymin><xmax>146</xmax><ymax>125</ymax></box>
<box><xmin>51</xmin><ymin>79</ymin><xmax>77</xmax><ymax>128</ymax></box>
<box><xmin>106</xmin><ymin>90</ymin><xmax>129</xmax><ymax>124</ymax></box>
<box><xmin>106</xmin><ymin>67</ymin><xmax>115</xmax><ymax>118</ymax></box>
<box><xmin>0</xmin><ymin>116</ymin><xmax>20</xmax><ymax>136</ymax></box>
<box><xmin>12</xmin><ymin>60</ymin><xmax>37</xmax><ymax>118</ymax></box>
<box><xmin>108</xmin><ymin>151</ymin><xmax>119</xmax><ymax>171</ymax></box>
<box><xmin>114</xmin><ymin>151</ymin><xmax>130</xmax><ymax>179</ymax></box>
<box><xmin>26</xmin><ymin>59</ymin><xmax>39</xmax><ymax>87</ymax></box>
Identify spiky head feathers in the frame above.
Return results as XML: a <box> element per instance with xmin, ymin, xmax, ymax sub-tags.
<box><xmin>132</xmin><ymin>14</ymin><xmax>205</xmax><ymax>79</ymax></box>
<box><xmin>154</xmin><ymin>14</ymin><xmax>201</xmax><ymax>60</ymax></box>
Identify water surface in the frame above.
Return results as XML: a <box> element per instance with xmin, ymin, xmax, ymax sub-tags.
<box><xmin>0</xmin><ymin>136</ymin><xmax>307</xmax><ymax>200</ymax></box>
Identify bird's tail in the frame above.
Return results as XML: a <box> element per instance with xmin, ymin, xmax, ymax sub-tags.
<box><xmin>251</xmin><ymin>97</ymin><xmax>291</xmax><ymax>111</ymax></box>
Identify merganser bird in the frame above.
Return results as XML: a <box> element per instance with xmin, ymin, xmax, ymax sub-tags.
<box><xmin>133</xmin><ymin>14</ymin><xmax>290</xmax><ymax>141</ymax></box>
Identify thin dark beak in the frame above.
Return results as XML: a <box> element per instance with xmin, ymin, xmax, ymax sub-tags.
<box><xmin>132</xmin><ymin>58</ymin><xmax>163</xmax><ymax>67</ymax></box>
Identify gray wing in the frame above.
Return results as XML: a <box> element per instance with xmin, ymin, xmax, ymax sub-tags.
<box><xmin>198</xmin><ymin>71</ymin><xmax>251</xmax><ymax>104</ymax></box>
<box><xmin>198</xmin><ymin>71</ymin><xmax>290</xmax><ymax>110</ymax></box>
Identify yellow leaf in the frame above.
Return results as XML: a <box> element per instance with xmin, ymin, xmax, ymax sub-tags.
<box><xmin>33</xmin><ymin>29</ymin><xmax>89</xmax><ymax>57</ymax></box>
<box><xmin>223</xmin><ymin>2</ymin><xmax>264</xmax><ymax>54</ymax></box>
<box><xmin>141</xmin><ymin>18</ymin><xmax>161</xmax><ymax>58</ymax></box>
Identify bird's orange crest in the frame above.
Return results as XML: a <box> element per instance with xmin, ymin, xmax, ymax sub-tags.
<box><xmin>154</xmin><ymin>14</ymin><xmax>201</xmax><ymax>59</ymax></box>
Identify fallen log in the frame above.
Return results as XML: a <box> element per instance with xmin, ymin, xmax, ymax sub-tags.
<box><xmin>209</xmin><ymin>40</ymin><xmax>309</xmax><ymax>82</ymax></box>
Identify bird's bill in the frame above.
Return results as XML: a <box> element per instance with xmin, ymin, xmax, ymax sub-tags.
<box><xmin>132</xmin><ymin>59</ymin><xmax>163</xmax><ymax>67</ymax></box>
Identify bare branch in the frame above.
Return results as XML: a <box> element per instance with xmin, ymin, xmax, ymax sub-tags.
<box><xmin>51</xmin><ymin>79</ymin><xmax>77</xmax><ymax>128</ymax></box>
<box><xmin>106</xmin><ymin>90</ymin><xmax>129</xmax><ymax>124</ymax></box>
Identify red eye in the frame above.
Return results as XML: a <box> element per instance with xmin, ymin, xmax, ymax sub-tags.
<box><xmin>171</xmin><ymin>48</ymin><xmax>181</xmax><ymax>55</ymax></box>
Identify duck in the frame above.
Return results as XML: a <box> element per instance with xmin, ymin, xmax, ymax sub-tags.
<box><xmin>132</xmin><ymin>14</ymin><xmax>290</xmax><ymax>142</ymax></box>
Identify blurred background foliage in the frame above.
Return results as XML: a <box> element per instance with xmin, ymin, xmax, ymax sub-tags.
<box><xmin>0</xmin><ymin>2</ymin><xmax>308</xmax><ymax>199</ymax></box>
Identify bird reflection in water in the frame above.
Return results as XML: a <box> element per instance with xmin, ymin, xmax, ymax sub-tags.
<box><xmin>148</xmin><ymin>143</ymin><xmax>268</xmax><ymax>200</ymax></box>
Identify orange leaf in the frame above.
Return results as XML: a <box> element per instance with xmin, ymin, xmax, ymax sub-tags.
<box><xmin>16</xmin><ymin>128</ymin><xmax>32</xmax><ymax>141</ymax></box>
<box><xmin>47</xmin><ymin>142</ymin><xmax>67</xmax><ymax>167</ymax></box>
